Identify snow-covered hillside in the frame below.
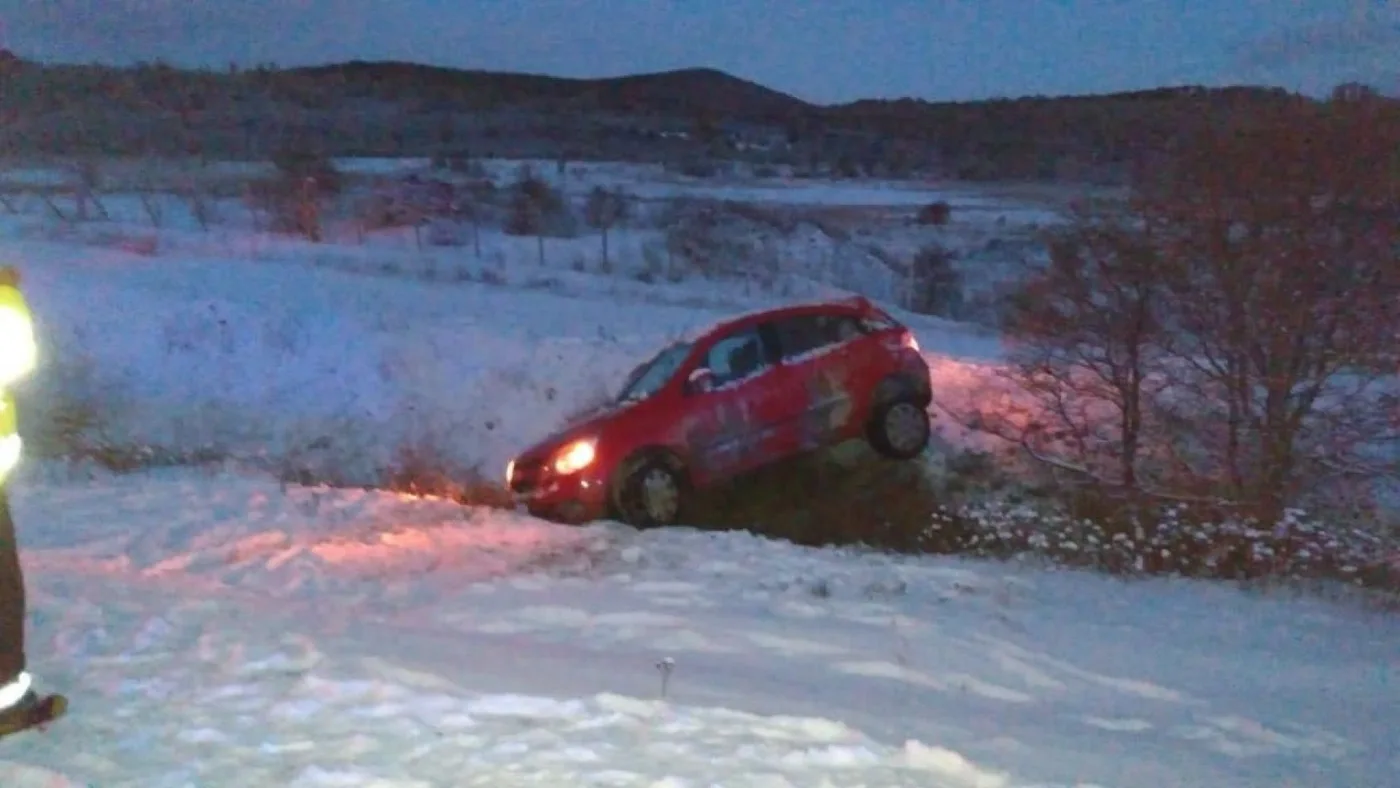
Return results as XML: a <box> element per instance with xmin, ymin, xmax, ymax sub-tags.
<box><xmin>3</xmin><ymin>157</ymin><xmax>1009</xmax><ymax>483</ymax></box>
<box><xmin>0</xmin><ymin>158</ymin><xmax>1394</xmax><ymax>787</ymax></box>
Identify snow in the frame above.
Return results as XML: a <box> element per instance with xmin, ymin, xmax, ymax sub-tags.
<box><xmin>4</xmin><ymin>467</ymin><xmax>1398</xmax><ymax>787</ymax></box>
<box><xmin>8</xmin><ymin>222</ymin><xmax>997</xmax><ymax>482</ymax></box>
<box><xmin>0</xmin><ymin>157</ymin><xmax>1394</xmax><ymax>786</ymax></box>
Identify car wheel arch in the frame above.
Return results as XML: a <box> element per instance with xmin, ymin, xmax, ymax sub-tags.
<box><xmin>871</xmin><ymin>372</ymin><xmax>932</xmax><ymax>409</ymax></box>
<box><xmin>614</xmin><ymin>445</ymin><xmax>690</xmax><ymax>481</ymax></box>
<box><xmin>608</xmin><ymin>445</ymin><xmax>693</xmax><ymax>527</ymax></box>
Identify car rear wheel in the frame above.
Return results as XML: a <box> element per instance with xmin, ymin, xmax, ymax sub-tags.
<box><xmin>612</xmin><ymin>456</ymin><xmax>687</xmax><ymax>528</ymax></box>
<box><xmin>868</xmin><ymin>399</ymin><xmax>930</xmax><ymax>460</ymax></box>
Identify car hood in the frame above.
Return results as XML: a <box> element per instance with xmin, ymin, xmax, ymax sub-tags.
<box><xmin>516</xmin><ymin>401</ymin><xmax>629</xmax><ymax>461</ymax></box>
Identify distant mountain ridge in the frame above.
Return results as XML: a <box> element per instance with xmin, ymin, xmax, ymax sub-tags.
<box><xmin>3</xmin><ymin>50</ymin><xmax>1388</xmax><ymax>181</ymax></box>
<box><xmin>0</xmin><ymin>50</ymin><xmax>1321</xmax><ymax>116</ymax></box>
<box><xmin>283</xmin><ymin>62</ymin><xmax>816</xmax><ymax>120</ymax></box>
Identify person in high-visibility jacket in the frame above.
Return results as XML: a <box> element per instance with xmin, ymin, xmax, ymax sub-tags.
<box><xmin>0</xmin><ymin>264</ymin><xmax>40</xmax><ymax>730</ymax></box>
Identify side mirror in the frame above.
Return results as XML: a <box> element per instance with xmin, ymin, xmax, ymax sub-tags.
<box><xmin>686</xmin><ymin>367</ymin><xmax>715</xmax><ymax>394</ymax></box>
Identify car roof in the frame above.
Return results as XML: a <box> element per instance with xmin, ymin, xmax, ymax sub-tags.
<box><xmin>691</xmin><ymin>296</ymin><xmax>878</xmax><ymax>342</ymax></box>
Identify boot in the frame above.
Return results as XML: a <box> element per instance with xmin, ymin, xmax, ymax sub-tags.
<box><xmin>0</xmin><ymin>687</ymin><xmax>37</xmax><ymax>737</ymax></box>
<box><xmin>0</xmin><ymin>673</ymin><xmax>63</xmax><ymax>738</ymax></box>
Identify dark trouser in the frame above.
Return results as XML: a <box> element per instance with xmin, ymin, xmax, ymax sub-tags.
<box><xmin>0</xmin><ymin>488</ymin><xmax>24</xmax><ymax>685</ymax></box>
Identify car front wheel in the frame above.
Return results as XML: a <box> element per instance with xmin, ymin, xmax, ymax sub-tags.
<box><xmin>867</xmin><ymin>399</ymin><xmax>931</xmax><ymax>460</ymax></box>
<box><xmin>612</xmin><ymin>456</ymin><xmax>687</xmax><ymax>528</ymax></box>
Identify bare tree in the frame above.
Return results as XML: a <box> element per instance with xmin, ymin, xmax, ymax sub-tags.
<box><xmin>504</xmin><ymin>166</ymin><xmax>566</xmax><ymax>265</ymax></box>
<box><xmin>969</xmin><ymin>100</ymin><xmax>1400</xmax><ymax>522</ymax></box>
<box><xmin>991</xmin><ymin>205</ymin><xmax>1166</xmax><ymax>492</ymax></box>
<box><xmin>584</xmin><ymin>186</ymin><xmax>628</xmax><ymax>268</ymax></box>
<box><xmin>1137</xmin><ymin>101</ymin><xmax>1400</xmax><ymax>518</ymax></box>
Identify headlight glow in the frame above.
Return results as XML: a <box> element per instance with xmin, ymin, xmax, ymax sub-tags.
<box><xmin>505</xmin><ymin>459</ymin><xmax>515</xmax><ymax>485</ymax></box>
<box><xmin>0</xmin><ymin>434</ymin><xmax>22</xmax><ymax>485</ymax></box>
<box><xmin>552</xmin><ymin>439</ymin><xmax>596</xmax><ymax>475</ymax></box>
<box><xmin>0</xmin><ymin>306</ymin><xmax>36</xmax><ymax>386</ymax></box>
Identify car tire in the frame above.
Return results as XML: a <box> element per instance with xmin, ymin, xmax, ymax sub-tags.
<box><xmin>611</xmin><ymin>455</ymin><xmax>688</xmax><ymax>528</ymax></box>
<box><xmin>867</xmin><ymin>398</ymin><xmax>931</xmax><ymax>460</ymax></box>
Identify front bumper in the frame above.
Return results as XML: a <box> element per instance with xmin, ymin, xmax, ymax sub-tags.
<box><xmin>508</xmin><ymin>462</ymin><xmax>610</xmax><ymax>524</ymax></box>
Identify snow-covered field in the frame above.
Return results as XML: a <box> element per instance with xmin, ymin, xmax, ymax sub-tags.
<box><xmin>5</xmin><ymin>469</ymin><xmax>1397</xmax><ymax>787</ymax></box>
<box><xmin>0</xmin><ymin>158</ymin><xmax>1394</xmax><ymax>786</ymax></box>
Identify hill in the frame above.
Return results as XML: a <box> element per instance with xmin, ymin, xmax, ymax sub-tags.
<box><xmin>280</xmin><ymin>62</ymin><xmax>816</xmax><ymax>120</ymax></box>
<box><xmin>0</xmin><ymin>51</ymin><xmax>1362</xmax><ymax>181</ymax></box>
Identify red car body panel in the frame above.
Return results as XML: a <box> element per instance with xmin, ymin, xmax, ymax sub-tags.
<box><xmin>506</xmin><ymin>297</ymin><xmax>931</xmax><ymax>523</ymax></box>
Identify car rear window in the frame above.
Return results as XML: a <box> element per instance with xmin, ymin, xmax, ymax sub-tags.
<box><xmin>773</xmin><ymin>313</ymin><xmax>866</xmax><ymax>359</ymax></box>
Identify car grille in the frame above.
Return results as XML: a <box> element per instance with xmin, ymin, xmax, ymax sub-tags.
<box><xmin>509</xmin><ymin>458</ymin><xmax>546</xmax><ymax>494</ymax></box>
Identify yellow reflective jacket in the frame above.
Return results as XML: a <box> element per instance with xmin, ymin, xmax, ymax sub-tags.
<box><xmin>0</xmin><ymin>268</ymin><xmax>34</xmax><ymax>484</ymax></box>
<box><xmin>0</xmin><ymin>274</ymin><xmax>34</xmax><ymax>389</ymax></box>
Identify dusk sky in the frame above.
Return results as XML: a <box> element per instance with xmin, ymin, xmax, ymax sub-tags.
<box><xmin>1</xmin><ymin>0</ymin><xmax>1397</xmax><ymax>103</ymax></box>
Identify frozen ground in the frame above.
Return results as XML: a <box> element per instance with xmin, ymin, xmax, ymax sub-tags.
<box><xmin>1</xmin><ymin>467</ymin><xmax>1396</xmax><ymax>786</ymax></box>
<box><xmin>0</xmin><ymin>159</ymin><xmax>1393</xmax><ymax>786</ymax></box>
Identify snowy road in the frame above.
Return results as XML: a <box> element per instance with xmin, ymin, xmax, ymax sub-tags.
<box><xmin>1</xmin><ymin>468</ymin><xmax>1395</xmax><ymax>787</ymax></box>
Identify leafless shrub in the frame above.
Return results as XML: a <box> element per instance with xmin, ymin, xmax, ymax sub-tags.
<box><xmin>917</xmin><ymin>200</ymin><xmax>952</xmax><ymax>226</ymax></box>
<box><xmin>923</xmin><ymin>497</ymin><xmax>1399</xmax><ymax>598</ymax></box>
<box><xmin>584</xmin><ymin>186</ymin><xmax>629</xmax><ymax>269</ymax></box>
<box><xmin>379</xmin><ymin>440</ymin><xmax>513</xmax><ymax>508</ymax></box>
<box><xmin>15</xmin><ymin>352</ymin><xmax>215</xmax><ymax>472</ymax></box>
<box><xmin>245</xmin><ymin>145</ymin><xmax>341</xmax><ymax>241</ymax></box>
<box><xmin>662</xmin><ymin>200</ymin><xmax>758</xmax><ymax>279</ymax></box>
<box><xmin>504</xmin><ymin>165</ymin><xmax>574</xmax><ymax>264</ymax></box>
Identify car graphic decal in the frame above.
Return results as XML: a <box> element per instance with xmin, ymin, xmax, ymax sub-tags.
<box><xmin>798</xmin><ymin>367</ymin><xmax>852</xmax><ymax>449</ymax></box>
<box><xmin>687</xmin><ymin>393</ymin><xmax>763</xmax><ymax>475</ymax></box>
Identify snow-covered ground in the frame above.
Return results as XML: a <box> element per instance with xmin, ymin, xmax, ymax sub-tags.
<box><xmin>0</xmin><ymin>154</ymin><xmax>1062</xmax><ymax>320</ymax></box>
<box><xmin>4</xmin><ymin>468</ymin><xmax>1397</xmax><ymax>787</ymax></box>
<box><xmin>0</xmin><ymin>158</ymin><xmax>1394</xmax><ymax>786</ymax></box>
<box><xmin>7</xmin><ymin>224</ymin><xmax>997</xmax><ymax>483</ymax></box>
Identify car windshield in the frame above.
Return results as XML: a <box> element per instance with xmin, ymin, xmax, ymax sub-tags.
<box><xmin>616</xmin><ymin>342</ymin><xmax>692</xmax><ymax>403</ymax></box>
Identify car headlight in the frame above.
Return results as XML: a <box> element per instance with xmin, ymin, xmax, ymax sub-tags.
<box><xmin>505</xmin><ymin>459</ymin><xmax>515</xmax><ymax>485</ymax></box>
<box><xmin>0</xmin><ymin>305</ymin><xmax>36</xmax><ymax>387</ymax></box>
<box><xmin>552</xmin><ymin>438</ymin><xmax>596</xmax><ymax>475</ymax></box>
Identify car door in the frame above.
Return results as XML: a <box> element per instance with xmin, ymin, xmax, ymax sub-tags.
<box><xmin>680</xmin><ymin>323</ymin><xmax>786</xmax><ymax>483</ymax></box>
<box><xmin>769</xmin><ymin>312</ymin><xmax>865</xmax><ymax>450</ymax></box>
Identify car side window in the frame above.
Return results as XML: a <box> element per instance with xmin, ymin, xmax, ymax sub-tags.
<box><xmin>774</xmin><ymin>314</ymin><xmax>864</xmax><ymax>360</ymax></box>
<box><xmin>832</xmin><ymin>315</ymin><xmax>864</xmax><ymax>342</ymax></box>
<box><xmin>703</xmin><ymin>327</ymin><xmax>770</xmax><ymax>387</ymax></box>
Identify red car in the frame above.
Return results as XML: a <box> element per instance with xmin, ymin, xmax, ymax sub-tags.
<box><xmin>505</xmin><ymin>297</ymin><xmax>933</xmax><ymax>527</ymax></box>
